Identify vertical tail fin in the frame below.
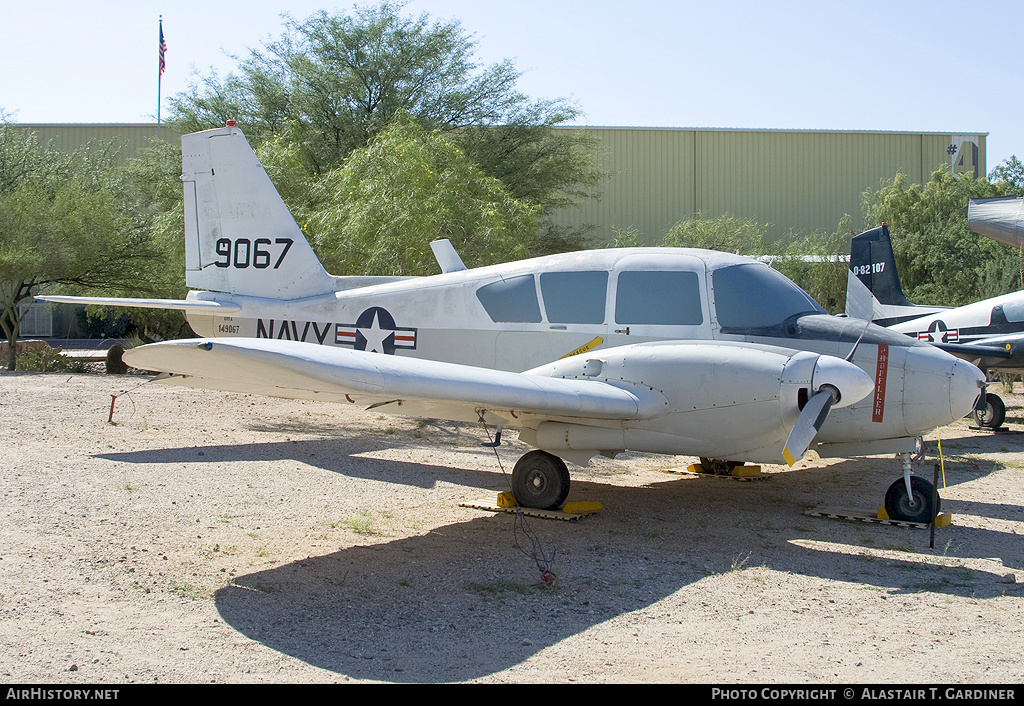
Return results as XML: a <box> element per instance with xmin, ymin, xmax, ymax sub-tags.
<box><xmin>846</xmin><ymin>224</ymin><xmax>932</xmax><ymax>323</ymax></box>
<box><xmin>182</xmin><ymin>125</ymin><xmax>335</xmax><ymax>299</ymax></box>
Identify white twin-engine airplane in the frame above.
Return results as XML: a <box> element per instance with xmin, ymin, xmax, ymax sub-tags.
<box><xmin>39</xmin><ymin>124</ymin><xmax>986</xmax><ymax>522</ymax></box>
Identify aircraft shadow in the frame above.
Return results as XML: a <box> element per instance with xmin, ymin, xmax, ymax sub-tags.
<box><xmin>211</xmin><ymin>456</ymin><xmax>1023</xmax><ymax>682</ymax></box>
<box><xmin>94</xmin><ymin>435</ymin><xmax>509</xmax><ymax>491</ymax></box>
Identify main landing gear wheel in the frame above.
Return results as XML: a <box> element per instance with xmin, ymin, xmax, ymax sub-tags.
<box><xmin>698</xmin><ymin>457</ymin><xmax>742</xmax><ymax>475</ymax></box>
<box><xmin>884</xmin><ymin>476</ymin><xmax>940</xmax><ymax>524</ymax></box>
<box><xmin>511</xmin><ymin>450</ymin><xmax>570</xmax><ymax>510</ymax></box>
<box><xmin>972</xmin><ymin>392</ymin><xmax>1006</xmax><ymax>429</ymax></box>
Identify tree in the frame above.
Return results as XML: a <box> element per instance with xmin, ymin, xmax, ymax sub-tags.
<box><xmin>168</xmin><ymin>3</ymin><xmax>600</xmax><ymax>210</ymax></box>
<box><xmin>92</xmin><ymin>138</ymin><xmax>193</xmax><ymax>343</ymax></box>
<box><xmin>990</xmin><ymin>156</ymin><xmax>1024</xmax><ymax>196</ymax></box>
<box><xmin>773</xmin><ymin>216</ymin><xmax>857</xmax><ymax>314</ymax></box>
<box><xmin>862</xmin><ymin>167</ymin><xmax>1017</xmax><ymax>306</ymax></box>
<box><xmin>302</xmin><ymin>113</ymin><xmax>541</xmax><ymax>276</ymax></box>
<box><xmin>659</xmin><ymin>213</ymin><xmax>775</xmax><ymax>255</ymax></box>
<box><xmin>651</xmin><ymin>213</ymin><xmax>853</xmax><ymax>313</ymax></box>
<box><xmin>0</xmin><ymin>124</ymin><xmax>170</xmax><ymax>369</ymax></box>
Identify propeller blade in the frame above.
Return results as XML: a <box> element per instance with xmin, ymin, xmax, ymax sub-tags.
<box><xmin>782</xmin><ymin>388</ymin><xmax>836</xmax><ymax>467</ymax></box>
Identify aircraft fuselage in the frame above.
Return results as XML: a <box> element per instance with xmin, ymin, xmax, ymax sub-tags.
<box><xmin>181</xmin><ymin>247</ymin><xmax>983</xmax><ymax>456</ymax></box>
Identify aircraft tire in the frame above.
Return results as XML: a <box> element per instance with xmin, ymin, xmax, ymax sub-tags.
<box><xmin>884</xmin><ymin>476</ymin><xmax>940</xmax><ymax>524</ymax></box>
<box><xmin>972</xmin><ymin>393</ymin><xmax>1006</xmax><ymax>429</ymax></box>
<box><xmin>511</xmin><ymin>450</ymin><xmax>570</xmax><ymax>510</ymax></box>
<box><xmin>698</xmin><ymin>457</ymin><xmax>742</xmax><ymax>475</ymax></box>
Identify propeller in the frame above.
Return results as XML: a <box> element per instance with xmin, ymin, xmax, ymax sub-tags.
<box><xmin>781</xmin><ymin>353</ymin><xmax>874</xmax><ymax>467</ymax></box>
<box><xmin>782</xmin><ymin>385</ymin><xmax>839</xmax><ymax>466</ymax></box>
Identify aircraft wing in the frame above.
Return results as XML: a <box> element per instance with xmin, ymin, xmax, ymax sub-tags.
<box><xmin>34</xmin><ymin>295</ymin><xmax>241</xmax><ymax>313</ymax></box>
<box><xmin>932</xmin><ymin>333</ymin><xmax>1024</xmax><ymax>374</ymax></box>
<box><xmin>931</xmin><ymin>340</ymin><xmax>1014</xmax><ymax>360</ymax></box>
<box><xmin>122</xmin><ymin>338</ymin><xmax>666</xmax><ymax>424</ymax></box>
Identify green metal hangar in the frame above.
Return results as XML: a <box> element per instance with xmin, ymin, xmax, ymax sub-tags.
<box><xmin>14</xmin><ymin>123</ymin><xmax>986</xmax><ymax>243</ymax></box>
<box><xmin>10</xmin><ymin>123</ymin><xmax>986</xmax><ymax>338</ymax></box>
<box><xmin>548</xmin><ymin>127</ymin><xmax>986</xmax><ymax>243</ymax></box>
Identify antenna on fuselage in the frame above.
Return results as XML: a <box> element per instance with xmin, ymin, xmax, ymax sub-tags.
<box><xmin>845</xmin><ymin>316</ymin><xmax>874</xmax><ymax>362</ymax></box>
<box><xmin>430</xmin><ymin>239</ymin><xmax>467</xmax><ymax>273</ymax></box>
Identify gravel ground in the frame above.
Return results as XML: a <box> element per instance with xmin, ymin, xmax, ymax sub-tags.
<box><xmin>1</xmin><ymin>371</ymin><xmax>1023</xmax><ymax>684</ymax></box>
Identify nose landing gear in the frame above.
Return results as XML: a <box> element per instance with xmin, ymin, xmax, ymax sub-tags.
<box><xmin>883</xmin><ymin>452</ymin><xmax>940</xmax><ymax>524</ymax></box>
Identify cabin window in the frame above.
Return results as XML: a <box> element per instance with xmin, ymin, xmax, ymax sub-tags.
<box><xmin>712</xmin><ymin>263</ymin><xmax>824</xmax><ymax>329</ymax></box>
<box><xmin>615</xmin><ymin>271</ymin><xmax>703</xmax><ymax>325</ymax></box>
<box><xmin>475</xmin><ymin>275</ymin><xmax>542</xmax><ymax>323</ymax></box>
<box><xmin>539</xmin><ymin>271</ymin><xmax>608</xmax><ymax>324</ymax></box>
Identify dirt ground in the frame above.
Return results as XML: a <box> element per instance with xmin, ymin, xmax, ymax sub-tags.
<box><xmin>1</xmin><ymin>370</ymin><xmax>1022</xmax><ymax>684</ymax></box>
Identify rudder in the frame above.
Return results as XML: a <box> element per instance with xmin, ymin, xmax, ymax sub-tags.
<box><xmin>181</xmin><ymin>124</ymin><xmax>334</xmax><ymax>299</ymax></box>
<box><xmin>848</xmin><ymin>224</ymin><xmax>913</xmax><ymax>308</ymax></box>
<box><xmin>846</xmin><ymin>224</ymin><xmax>922</xmax><ymax>323</ymax></box>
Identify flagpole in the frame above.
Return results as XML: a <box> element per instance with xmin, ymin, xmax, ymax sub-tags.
<box><xmin>157</xmin><ymin>16</ymin><xmax>165</xmax><ymax>138</ymax></box>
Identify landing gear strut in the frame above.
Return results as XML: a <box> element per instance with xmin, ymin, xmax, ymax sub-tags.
<box><xmin>883</xmin><ymin>452</ymin><xmax>940</xmax><ymax>523</ymax></box>
<box><xmin>511</xmin><ymin>450</ymin><xmax>571</xmax><ymax>510</ymax></box>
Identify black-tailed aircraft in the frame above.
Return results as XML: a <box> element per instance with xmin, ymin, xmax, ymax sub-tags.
<box><xmin>846</xmin><ymin>223</ymin><xmax>1022</xmax><ymax>428</ymax></box>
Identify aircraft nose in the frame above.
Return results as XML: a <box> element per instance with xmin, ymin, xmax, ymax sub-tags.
<box><xmin>811</xmin><ymin>354</ymin><xmax>874</xmax><ymax>408</ymax></box>
<box><xmin>903</xmin><ymin>345</ymin><xmax>987</xmax><ymax>433</ymax></box>
<box><xmin>949</xmin><ymin>357</ymin><xmax>987</xmax><ymax>420</ymax></box>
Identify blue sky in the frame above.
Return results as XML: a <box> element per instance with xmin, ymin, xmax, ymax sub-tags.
<box><xmin>2</xmin><ymin>0</ymin><xmax>1021</xmax><ymax>169</ymax></box>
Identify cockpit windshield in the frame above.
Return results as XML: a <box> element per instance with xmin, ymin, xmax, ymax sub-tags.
<box><xmin>713</xmin><ymin>263</ymin><xmax>826</xmax><ymax>330</ymax></box>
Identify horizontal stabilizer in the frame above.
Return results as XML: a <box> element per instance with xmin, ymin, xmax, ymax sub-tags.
<box><xmin>34</xmin><ymin>295</ymin><xmax>241</xmax><ymax>313</ymax></box>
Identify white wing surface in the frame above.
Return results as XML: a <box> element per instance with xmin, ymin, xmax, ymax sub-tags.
<box><xmin>123</xmin><ymin>338</ymin><xmax>666</xmax><ymax>423</ymax></box>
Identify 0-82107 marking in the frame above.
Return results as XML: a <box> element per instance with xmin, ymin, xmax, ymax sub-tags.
<box><xmin>853</xmin><ymin>262</ymin><xmax>885</xmax><ymax>276</ymax></box>
<box><xmin>214</xmin><ymin>237</ymin><xmax>294</xmax><ymax>269</ymax></box>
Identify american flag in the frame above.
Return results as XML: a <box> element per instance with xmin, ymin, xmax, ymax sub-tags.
<box><xmin>159</xmin><ymin>21</ymin><xmax>167</xmax><ymax>75</ymax></box>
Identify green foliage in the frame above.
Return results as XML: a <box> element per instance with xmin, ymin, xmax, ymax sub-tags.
<box><xmin>608</xmin><ymin>226</ymin><xmax>642</xmax><ymax>248</ymax></box>
<box><xmin>15</xmin><ymin>347</ymin><xmax>89</xmax><ymax>373</ymax></box>
<box><xmin>638</xmin><ymin>213</ymin><xmax>854</xmax><ymax>313</ymax></box>
<box><xmin>989</xmin><ymin>156</ymin><xmax>1024</xmax><ymax>196</ymax></box>
<box><xmin>75</xmin><ymin>308</ymin><xmax>133</xmax><ymax>338</ymax></box>
<box><xmin>773</xmin><ymin>216</ymin><xmax>857</xmax><ymax>314</ymax></box>
<box><xmin>456</xmin><ymin>112</ymin><xmax>603</xmax><ymax>208</ymax></box>
<box><xmin>306</xmin><ymin>114</ymin><xmax>541</xmax><ymax>275</ymax></box>
<box><xmin>862</xmin><ymin>167</ymin><xmax>1017</xmax><ymax>306</ymax></box>
<box><xmin>0</xmin><ymin>121</ymin><xmax>175</xmax><ymax>368</ymax></box>
<box><xmin>0</xmin><ymin>121</ymin><xmax>71</xmax><ymax>194</ymax></box>
<box><xmin>661</xmin><ymin>213</ymin><xmax>777</xmax><ymax>255</ymax></box>
<box><xmin>168</xmin><ymin>2</ymin><xmax>600</xmax><ymax>214</ymax></box>
<box><xmin>95</xmin><ymin>138</ymin><xmax>192</xmax><ymax>342</ymax></box>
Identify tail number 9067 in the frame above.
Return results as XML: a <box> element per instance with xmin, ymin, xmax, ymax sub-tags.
<box><xmin>214</xmin><ymin>238</ymin><xmax>294</xmax><ymax>269</ymax></box>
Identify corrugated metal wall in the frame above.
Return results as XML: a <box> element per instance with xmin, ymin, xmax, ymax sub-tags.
<box><xmin>10</xmin><ymin>124</ymin><xmax>178</xmax><ymax>164</ymax></box>
<box><xmin>10</xmin><ymin>123</ymin><xmax>985</xmax><ymax>244</ymax></box>
<box><xmin>551</xmin><ymin>127</ymin><xmax>986</xmax><ymax>243</ymax></box>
